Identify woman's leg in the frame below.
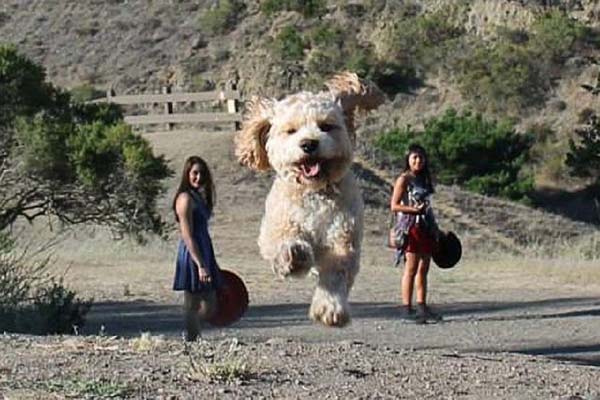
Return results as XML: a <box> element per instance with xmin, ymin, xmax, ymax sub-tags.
<box><xmin>415</xmin><ymin>254</ymin><xmax>431</xmax><ymax>304</ymax></box>
<box><xmin>415</xmin><ymin>254</ymin><xmax>442</xmax><ymax>323</ymax></box>
<box><xmin>402</xmin><ymin>252</ymin><xmax>419</xmax><ymax>307</ymax></box>
<box><xmin>197</xmin><ymin>289</ymin><xmax>217</xmax><ymax>321</ymax></box>
<box><xmin>183</xmin><ymin>291</ymin><xmax>201</xmax><ymax>342</ymax></box>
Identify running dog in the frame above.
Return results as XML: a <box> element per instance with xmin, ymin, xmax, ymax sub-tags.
<box><xmin>235</xmin><ymin>72</ymin><xmax>384</xmax><ymax>326</ymax></box>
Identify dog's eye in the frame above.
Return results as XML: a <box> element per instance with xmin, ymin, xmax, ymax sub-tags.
<box><xmin>285</xmin><ymin>127</ymin><xmax>297</xmax><ymax>135</ymax></box>
<box><xmin>318</xmin><ymin>122</ymin><xmax>337</xmax><ymax>132</ymax></box>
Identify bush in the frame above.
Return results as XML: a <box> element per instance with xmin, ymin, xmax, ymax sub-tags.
<box><xmin>272</xmin><ymin>26</ymin><xmax>305</xmax><ymax>61</ymax></box>
<box><xmin>0</xmin><ymin>233</ymin><xmax>44</xmax><ymax>310</ymax></box>
<box><xmin>566</xmin><ymin>114</ymin><xmax>600</xmax><ymax>194</ymax></box>
<box><xmin>379</xmin><ymin>9</ymin><xmax>464</xmax><ymax>73</ymax></box>
<box><xmin>529</xmin><ymin>10</ymin><xmax>587</xmax><ymax>63</ymax></box>
<box><xmin>456</xmin><ymin>41</ymin><xmax>548</xmax><ymax>114</ymax></box>
<box><xmin>455</xmin><ymin>12</ymin><xmax>593</xmax><ymax>115</ymax></box>
<box><xmin>375</xmin><ymin>109</ymin><xmax>535</xmax><ymax>202</ymax></box>
<box><xmin>28</xmin><ymin>278</ymin><xmax>92</xmax><ymax>334</ymax></box>
<box><xmin>260</xmin><ymin>0</ymin><xmax>327</xmax><ymax>18</ymax></box>
<box><xmin>0</xmin><ymin>45</ymin><xmax>52</xmax><ymax>126</ymax></box>
<box><xmin>305</xmin><ymin>24</ymin><xmax>353</xmax><ymax>77</ymax></box>
<box><xmin>70</xmin><ymin>84</ymin><xmax>104</xmax><ymax>103</ymax></box>
<box><xmin>199</xmin><ymin>0</ymin><xmax>245</xmax><ymax>36</ymax></box>
<box><xmin>0</xmin><ymin>233</ymin><xmax>92</xmax><ymax>334</ymax></box>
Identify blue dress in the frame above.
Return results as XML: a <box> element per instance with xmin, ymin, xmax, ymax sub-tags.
<box><xmin>173</xmin><ymin>191</ymin><xmax>223</xmax><ymax>293</ymax></box>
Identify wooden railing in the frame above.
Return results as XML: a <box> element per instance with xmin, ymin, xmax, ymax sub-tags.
<box><xmin>96</xmin><ymin>85</ymin><xmax>242</xmax><ymax>132</ymax></box>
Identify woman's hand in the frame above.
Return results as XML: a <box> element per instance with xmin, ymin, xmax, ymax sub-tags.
<box><xmin>198</xmin><ymin>266</ymin><xmax>212</xmax><ymax>283</ymax></box>
<box><xmin>414</xmin><ymin>203</ymin><xmax>427</xmax><ymax>214</ymax></box>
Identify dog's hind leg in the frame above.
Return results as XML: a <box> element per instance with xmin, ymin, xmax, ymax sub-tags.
<box><xmin>309</xmin><ymin>252</ymin><xmax>358</xmax><ymax>327</ymax></box>
<box><xmin>309</xmin><ymin>268</ymin><xmax>351</xmax><ymax>327</ymax></box>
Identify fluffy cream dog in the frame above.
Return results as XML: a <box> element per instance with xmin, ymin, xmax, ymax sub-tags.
<box><xmin>235</xmin><ymin>72</ymin><xmax>384</xmax><ymax>327</ymax></box>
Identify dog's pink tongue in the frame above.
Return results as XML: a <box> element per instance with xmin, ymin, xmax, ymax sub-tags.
<box><xmin>301</xmin><ymin>161</ymin><xmax>320</xmax><ymax>177</ymax></box>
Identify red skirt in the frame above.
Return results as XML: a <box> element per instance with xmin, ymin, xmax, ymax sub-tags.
<box><xmin>404</xmin><ymin>224</ymin><xmax>436</xmax><ymax>255</ymax></box>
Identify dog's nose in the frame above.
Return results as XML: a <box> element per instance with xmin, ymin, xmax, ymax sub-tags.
<box><xmin>300</xmin><ymin>139</ymin><xmax>319</xmax><ymax>154</ymax></box>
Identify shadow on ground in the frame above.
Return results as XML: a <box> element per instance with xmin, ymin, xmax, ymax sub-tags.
<box><xmin>515</xmin><ymin>344</ymin><xmax>600</xmax><ymax>367</ymax></box>
<box><xmin>83</xmin><ymin>296</ymin><xmax>600</xmax><ymax>366</ymax></box>
<box><xmin>531</xmin><ymin>186</ymin><xmax>600</xmax><ymax>225</ymax></box>
<box><xmin>84</xmin><ymin>296</ymin><xmax>599</xmax><ymax>335</ymax></box>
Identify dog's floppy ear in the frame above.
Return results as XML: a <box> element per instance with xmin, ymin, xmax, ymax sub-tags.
<box><xmin>325</xmin><ymin>71</ymin><xmax>385</xmax><ymax>136</ymax></box>
<box><xmin>235</xmin><ymin>96</ymin><xmax>274</xmax><ymax>171</ymax></box>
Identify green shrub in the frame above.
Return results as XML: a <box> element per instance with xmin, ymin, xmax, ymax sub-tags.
<box><xmin>0</xmin><ymin>234</ymin><xmax>92</xmax><ymax>335</ymax></box>
<box><xmin>379</xmin><ymin>10</ymin><xmax>464</xmax><ymax>72</ymax></box>
<box><xmin>528</xmin><ymin>124</ymin><xmax>570</xmax><ymax>183</ymax></box>
<box><xmin>456</xmin><ymin>41</ymin><xmax>548</xmax><ymax>114</ymax></box>
<box><xmin>306</xmin><ymin>48</ymin><xmax>339</xmax><ymax>76</ymax></box>
<box><xmin>344</xmin><ymin>49</ymin><xmax>374</xmax><ymax>78</ymax></box>
<box><xmin>0</xmin><ymin>233</ymin><xmax>43</xmax><ymax>310</ymax></box>
<box><xmin>456</xmin><ymin>12</ymin><xmax>592</xmax><ymax>114</ymax></box>
<box><xmin>530</xmin><ymin>10</ymin><xmax>587</xmax><ymax>63</ymax></box>
<box><xmin>260</xmin><ymin>0</ymin><xmax>327</xmax><ymax>18</ymax></box>
<box><xmin>199</xmin><ymin>0</ymin><xmax>245</xmax><ymax>36</ymax></box>
<box><xmin>566</xmin><ymin>114</ymin><xmax>600</xmax><ymax>192</ymax></box>
<box><xmin>28</xmin><ymin>278</ymin><xmax>93</xmax><ymax>334</ymax></box>
<box><xmin>305</xmin><ymin>24</ymin><xmax>353</xmax><ymax>77</ymax></box>
<box><xmin>375</xmin><ymin>109</ymin><xmax>535</xmax><ymax>202</ymax></box>
<box><xmin>0</xmin><ymin>45</ymin><xmax>52</xmax><ymax>126</ymax></box>
<box><xmin>70</xmin><ymin>84</ymin><xmax>104</xmax><ymax>102</ymax></box>
<box><xmin>272</xmin><ymin>26</ymin><xmax>305</xmax><ymax>61</ymax></box>
<box><xmin>303</xmin><ymin>21</ymin><xmax>414</xmax><ymax>92</ymax></box>
<box><xmin>308</xmin><ymin>25</ymin><xmax>344</xmax><ymax>48</ymax></box>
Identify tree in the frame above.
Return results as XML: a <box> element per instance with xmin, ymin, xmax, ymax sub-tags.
<box><xmin>566</xmin><ymin>112</ymin><xmax>600</xmax><ymax>220</ymax></box>
<box><xmin>566</xmin><ymin>115</ymin><xmax>600</xmax><ymax>183</ymax></box>
<box><xmin>0</xmin><ymin>45</ymin><xmax>171</xmax><ymax>238</ymax></box>
<box><xmin>566</xmin><ymin>73</ymin><xmax>600</xmax><ymax>219</ymax></box>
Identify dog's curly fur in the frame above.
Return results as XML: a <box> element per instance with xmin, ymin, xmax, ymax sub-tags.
<box><xmin>235</xmin><ymin>72</ymin><xmax>384</xmax><ymax>327</ymax></box>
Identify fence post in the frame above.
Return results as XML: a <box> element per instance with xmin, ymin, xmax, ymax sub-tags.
<box><xmin>225</xmin><ymin>81</ymin><xmax>240</xmax><ymax>131</ymax></box>
<box><xmin>162</xmin><ymin>86</ymin><xmax>174</xmax><ymax>131</ymax></box>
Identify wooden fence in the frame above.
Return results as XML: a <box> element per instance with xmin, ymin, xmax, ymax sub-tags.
<box><xmin>97</xmin><ymin>85</ymin><xmax>242</xmax><ymax>132</ymax></box>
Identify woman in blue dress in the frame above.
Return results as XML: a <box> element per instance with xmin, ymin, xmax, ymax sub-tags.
<box><xmin>172</xmin><ymin>156</ymin><xmax>222</xmax><ymax>341</ymax></box>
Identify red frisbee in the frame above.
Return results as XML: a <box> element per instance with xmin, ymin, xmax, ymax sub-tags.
<box><xmin>207</xmin><ymin>269</ymin><xmax>249</xmax><ymax>327</ymax></box>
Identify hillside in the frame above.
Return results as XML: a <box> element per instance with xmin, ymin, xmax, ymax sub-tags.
<box><xmin>0</xmin><ymin>0</ymin><xmax>599</xmax><ymax>249</ymax></box>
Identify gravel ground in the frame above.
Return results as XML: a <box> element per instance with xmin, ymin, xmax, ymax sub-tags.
<box><xmin>1</xmin><ymin>334</ymin><xmax>599</xmax><ymax>400</ymax></box>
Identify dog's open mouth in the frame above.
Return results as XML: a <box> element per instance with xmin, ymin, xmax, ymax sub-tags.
<box><xmin>297</xmin><ymin>158</ymin><xmax>324</xmax><ymax>181</ymax></box>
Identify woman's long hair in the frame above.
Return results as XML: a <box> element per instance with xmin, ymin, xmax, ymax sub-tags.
<box><xmin>172</xmin><ymin>156</ymin><xmax>215</xmax><ymax>221</ymax></box>
<box><xmin>403</xmin><ymin>143</ymin><xmax>434</xmax><ymax>193</ymax></box>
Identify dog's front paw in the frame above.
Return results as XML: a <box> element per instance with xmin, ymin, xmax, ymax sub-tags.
<box><xmin>272</xmin><ymin>240</ymin><xmax>313</xmax><ymax>278</ymax></box>
<box><xmin>309</xmin><ymin>294</ymin><xmax>349</xmax><ymax>327</ymax></box>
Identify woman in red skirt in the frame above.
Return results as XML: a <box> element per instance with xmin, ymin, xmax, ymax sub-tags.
<box><xmin>390</xmin><ymin>144</ymin><xmax>441</xmax><ymax>324</ymax></box>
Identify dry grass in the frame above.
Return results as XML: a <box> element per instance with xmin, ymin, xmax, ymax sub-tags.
<box><xmin>130</xmin><ymin>332</ymin><xmax>166</xmax><ymax>353</ymax></box>
<box><xmin>186</xmin><ymin>338</ymin><xmax>253</xmax><ymax>383</ymax></box>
